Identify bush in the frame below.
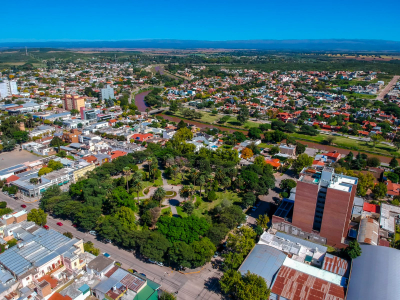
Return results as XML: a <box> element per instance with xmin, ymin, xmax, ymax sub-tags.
<box><xmin>366</xmin><ymin>157</ymin><xmax>380</xmax><ymax>167</ymax></box>
<box><xmin>208</xmin><ymin>190</ymin><xmax>217</xmax><ymax>201</ymax></box>
<box><xmin>0</xmin><ymin>202</ymin><xmax>7</xmax><ymax>209</ymax></box>
<box><xmin>281</xmin><ymin>192</ymin><xmax>289</xmax><ymax>198</ymax></box>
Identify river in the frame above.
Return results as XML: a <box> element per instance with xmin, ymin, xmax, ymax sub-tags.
<box><xmin>134</xmin><ymin>90</ymin><xmax>152</xmax><ymax>112</ymax></box>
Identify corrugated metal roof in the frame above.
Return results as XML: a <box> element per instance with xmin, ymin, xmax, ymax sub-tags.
<box><xmin>322</xmin><ymin>254</ymin><xmax>349</xmax><ymax>277</ymax></box>
<box><xmin>238</xmin><ymin>244</ymin><xmax>286</xmax><ymax>286</ymax></box>
<box><xmin>357</xmin><ymin>218</ymin><xmax>379</xmax><ymax>245</ymax></box>
<box><xmin>271</xmin><ymin>265</ymin><xmax>346</xmax><ymax>300</ymax></box>
<box><xmin>347</xmin><ymin>245</ymin><xmax>400</xmax><ymax>300</ymax></box>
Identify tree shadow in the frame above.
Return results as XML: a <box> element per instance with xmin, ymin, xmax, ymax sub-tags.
<box><xmin>168</xmin><ymin>199</ymin><xmax>180</xmax><ymax>207</ymax></box>
<box><xmin>204</xmin><ymin>276</ymin><xmax>221</xmax><ymax>294</ymax></box>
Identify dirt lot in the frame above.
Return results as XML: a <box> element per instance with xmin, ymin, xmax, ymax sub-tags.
<box><xmin>0</xmin><ymin>149</ymin><xmax>41</xmax><ymax>169</ymax></box>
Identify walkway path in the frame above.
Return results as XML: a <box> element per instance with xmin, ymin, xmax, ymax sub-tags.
<box><xmin>136</xmin><ymin>170</ymin><xmax>185</xmax><ymax>216</ymax></box>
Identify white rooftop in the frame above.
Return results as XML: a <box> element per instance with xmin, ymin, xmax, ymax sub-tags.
<box><xmin>283</xmin><ymin>256</ymin><xmax>344</xmax><ymax>286</ymax></box>
<box><xmin>380</xmin><ymin>203</ymin><xmax>400</xmax><ymax>233</ymax></box>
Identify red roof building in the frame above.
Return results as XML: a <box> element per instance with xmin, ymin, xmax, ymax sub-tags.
<box><xmin>271</xmin><ymin>265</ymin><xmax>345</xmax><ymax>300</ymax></box>
<box><xmin>363</xmin><ymin>202</ymin><xmax>380</xmax><ymax>213</ymax></box>
<box><xmin>6</xmin><ymin>175</ymin><xmax>20</xmax><ymax>184</ymax></box>
<box><xmin>131</xmin><ymin>133</ymin><xmax>153</xmax><ymax>142</ymax></box>
<box><xmin>110</xmin><ymin>150</ymin><xmax>128</xmax><ymax>160</ymax></box>
<box><xmin>82</xmin><ymin>155</ymin><xmax>97</xmax><ymax>163</ymax></box>
<box><xmin>265</xmin><ymin>158</ymin><xmax>281</xmax><ymax>168</ymax></box>
<box><xmin>387</xmin><ymin>180</ymin><xmax>400</xmax><ymax>197</ymax></box>
<box><xmin>326</xmin><ymin>151</ymin><xmax>341</xmax><ymax>162</ymax></box>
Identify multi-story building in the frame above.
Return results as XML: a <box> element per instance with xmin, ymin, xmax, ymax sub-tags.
<box><xmin>100</xmin><ymin>85</ymin><xmax>114</xmax><ymax>101</ymax></box>
<box><xmin>80</xmin><ymin>107</ymin><xmax>97</xmax><ymax>121</ymax></box>
<box><xmin>63</xmin><ymin>95</ymin><xmax>85</xmax><ymax>111</ymax></box>
<box><xmin>0</xmin><ymin>229</ymin><xmax>85</xmax><ymax>288</ymax></box>
<box><xmin>273</xmin><ymin>166</ymin><xmax>358</xmax><ymax>247</ymax></box>
<box><xmin>0</xmin><ymin>80</ymin><xmax>19</xmax><ymax>99</ymax></box>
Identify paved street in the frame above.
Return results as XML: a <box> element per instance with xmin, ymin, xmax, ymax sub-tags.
<box><xmin>377</xmin><ymin>75</ymin><xmax>400</xmax><ymax>100</ymax></box>
<box><xmin>0</xmin><ymin>193</ymin><xmax>223</xmax><ymax>300</ymax></box>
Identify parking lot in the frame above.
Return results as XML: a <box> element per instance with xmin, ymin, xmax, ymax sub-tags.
<box><xmin>0</xmin><ymin>149</ymin><xmax>40</xmax><ymax>169</ymax></box>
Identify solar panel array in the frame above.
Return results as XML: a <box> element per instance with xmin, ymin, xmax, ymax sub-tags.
<box><xmin>274</xmin><ymin>199</ymin><xmax>294</xmax><ymax>219</ymax></box>
<box><xmin>0</xmin><ymin>229</ymin><xmax>77</xmax><ymax>276</ymax></box>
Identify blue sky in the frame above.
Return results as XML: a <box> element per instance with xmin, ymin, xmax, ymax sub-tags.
<box><xmin>2</xmin><ymin>0</ymin><xmax>400</xmax><ymax>42</ymax></box>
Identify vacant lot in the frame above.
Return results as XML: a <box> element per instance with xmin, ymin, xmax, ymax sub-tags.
<box><xmin>0</xmin><ymin>150</ymin><xmax>40</xmax><ymax>169</ymax></box>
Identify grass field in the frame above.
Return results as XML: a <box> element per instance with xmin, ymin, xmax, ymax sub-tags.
<box><xmin>172</xmin><ymin>111</ymin><xmax>260</xmax><ymax>130</ymax></box>
<box><xmin>292</xmin><ymin>132</ymin><xmax>399</xmax><ymax>156</ymax></box>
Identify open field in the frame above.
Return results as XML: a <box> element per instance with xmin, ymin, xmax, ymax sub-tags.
<box><xmin>172</xmin><ymin>111</ymin><xmax>260</xmax><ymax>129</ymax></box>
<box><xmin>291</xmin><ymin>132</ymin><xmax>399</xmax><ymax>157</ymax></box>
<box><xmin>0</xmin><ymin>150</ymin><xmax>41</xmax><ymax>169</ymax></box>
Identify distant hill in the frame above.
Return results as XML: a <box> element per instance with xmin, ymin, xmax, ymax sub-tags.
<box><xmin>2</xmin><ymin>39</ymin><xmax>400</xmax><ymax>51</ymax></box>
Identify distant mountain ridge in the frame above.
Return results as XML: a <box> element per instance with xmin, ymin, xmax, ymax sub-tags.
<box><xmin>2</xmin><ymin>39</ymin><xmax>400</xmax><ymax>51</ymax></box>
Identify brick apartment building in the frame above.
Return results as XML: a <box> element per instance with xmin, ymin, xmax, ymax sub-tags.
<box><xmin>273</xmin><ymin>166</ymin><xmax>358</xmax><ymax>247</ymax></box>
<box><xmin>61</xmin><ymin>129</ymin><xmax>81</xmax><ymax>143</ymax></box>
<box><xmin>63</xmin><ymin>95</ymin><xmax>85</xmax><ymax>112</ymax></box>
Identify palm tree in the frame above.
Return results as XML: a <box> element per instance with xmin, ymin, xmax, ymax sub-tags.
<box><xmin>190</xmin><ymin>169</ymin><xmax>200</xmax><ymax>186</ymax></box>
<box><xmin>132</xmin><ymin>180</ymin><xmax>144</xmax><ymax>203</ymax></box>
<box><xmin>222</xmin><ymin>177</ymin><xmax>231</xmax><ymax>193</ymax></box>
<box><xmin>198</xmin><ymin>176</ymin><xmax>205</xmax><ymax>196</ymax></box>
<box><xmin>179</xmin><ymin>185</ymin><xmax>189</xmax><ymax>201</ymax></box>
<box><xmin>123</xmin><ymin>166</ymin><xmax>131</xmax><ymax>192</ymax></box>
<box><xmin>153</xmin><ymin>187</ymin><xmax>166</xmax><ymax>206</ymax></box>
<box><xmin>215</xmin><ymin>169</ymin><xmax>225</xmax><ymax>183</ymax></box>
<box><xmin>188</xmin><ymin>184</ymin><xmax>195</xmax><ymax>202</ymax></box>
<box><xmin>171</xmin><ymin>165</ymin><xmax>178</xmax><ymax>181</ymax></box>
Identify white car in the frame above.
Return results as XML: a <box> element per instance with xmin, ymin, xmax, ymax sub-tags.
<box><xmin>89</xmin><ymin>231</ymin><xmax>97</xmax><ymax>236</ymax></box>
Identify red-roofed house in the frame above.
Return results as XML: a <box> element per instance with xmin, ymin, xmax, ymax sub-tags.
<box><xmin>386</xmin><ymin>180</ymin><xmax>400</xmax><ymax>197</ymax></box>
<box><xmin>6</xmin><ymin>175</ymin><xmax>20</xmax><ymax>184</ymax></box>
<box><xmin>265</xmin><ymin>158</ymin><xmax>281</xmax><ymax>169</ymax></box>
<box><xmin>110</xmin><ymin>150</ymin><xmax>128</xmax><ymax>161</ymax></box>
<box><xmin>312</xmin><ymin>160</ymin><xmax>325</xmax><ymax>168</ymax></box>
<box><xmin>131</xmin><ymin>133</ymin><xmax>153</xmax><ymax>142</ymax></box>
<box><xmin>363</xmin><ymin>202</ymin><xmax>380</xmax><ymax>213</ymax></box>
<box><xmin>326</xmin><ymin>151</ymin><xmax>341</xmax><ymax>162</ymax></box>
<box><xmin>82</xmin><ymin>155</ymin><xmax>97</xmax><ymax>164</ymax></box>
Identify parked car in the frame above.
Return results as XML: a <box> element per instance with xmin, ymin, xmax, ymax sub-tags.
<box><xmin>89</xmin><ymin>231</ymin><xmax>97</xmax><ymax>236</ymax></box>
<box><xmin>21</xmin><ymin>204</ymin><xmax>27</xmax><ymax>208</ymax></box>
<box><xmin>43</xmin><ymin>225</ymin><xmax>49</xmax><ymax>230</ymax></box>
<box><xmin>156</xmin><ymin>261</ymin><xmax>164</xmax><ymax>267</ymax></box>
<box><xmin>56</xmin><ymin>222</ymin><xmax>63</xmax><ymax>226</ymax></box>
<box><xmin>213</xmin><ymin>252</ymin><xmax>220</xmax><ymax>258</ymax></box>
<box><xmin>103</xmin><ymin>253</ymin><xmax>111</xmax><ymax>258</ymax></box>
<box><xmin>72</xmin><ymin>224</ymin><xmax>77</xmax><ymax>228</ymax></box>
<box><xmin>104</xmin><ymin>239</ymin><xmax>112</xmax><ymax>244</ymax></box>
<box><xmin>139</xmin><ymin>273</ymin><xmax>146</xmax><ymax>277</ymax></box>
<box><xmin>148</xmin><ymin>259</ymin><xmax>156</xmax><ymax>264</ymax></box>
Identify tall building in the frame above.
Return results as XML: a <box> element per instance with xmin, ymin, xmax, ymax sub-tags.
<box><xmin>63</xmin><ymin>95</ymin><xmax>85</xmax><ymax>111</ymax></box>
<box><xmin>273</xmin><ymin>166</ymin><xmax>358</xmax><ymax>247</ymax></box>
<box><xmin>100</xmin><ymin>85</ymin><xmax>114</xmax><ymax>101</ymax></box>
<box><xmin>0</xmin><ymin>80</ymin><xmax>19</xmax><ymax>99</ymax></box>
<box><xmin>80</xmin><ymin>107</ymin><xmax>97</xmax><ymax>121</ymax></box>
